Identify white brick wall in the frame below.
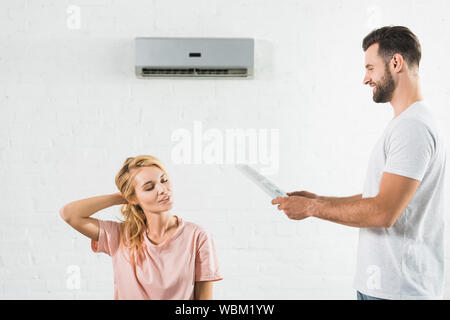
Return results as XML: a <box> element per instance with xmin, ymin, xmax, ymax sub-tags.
<box><xmin>1</xmin><ymin>0</ymin><xmax>450</xmax><ymax>299</ymax></box>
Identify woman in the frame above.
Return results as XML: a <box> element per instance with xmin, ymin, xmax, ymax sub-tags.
<box><xmin>60</xmin><ymin>155</ymin><xmax>223</xmax><ymax>299</ymax></box>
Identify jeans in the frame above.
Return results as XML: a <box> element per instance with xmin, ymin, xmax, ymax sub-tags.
<box><xmin>356</xmin><ymin>291</ymin><xmax>387</xmax><ymax>300</ymax></box>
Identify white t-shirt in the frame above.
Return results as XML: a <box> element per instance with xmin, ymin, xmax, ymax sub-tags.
<box><xmin>353</xmin><ymin>100</ymin><xmax>447</xmax><ymax>299</ymax></box>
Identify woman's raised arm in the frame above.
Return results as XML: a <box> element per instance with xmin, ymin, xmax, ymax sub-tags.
<box><xmin>59</xmin><ymin>192</ymin><xmax>127</xmax><ymax>241</ymax></box>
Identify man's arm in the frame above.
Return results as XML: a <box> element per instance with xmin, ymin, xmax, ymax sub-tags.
<box><xmin>287</xmin><ymin>190</ymin><xmax>362</xmax><ymax>203</ymax></box>
<box><xmin>313</xmin><ymin>197</ymin><xmax>385</xmax><ymax>228</ymax></box>
<box><xmin>313</xmin><ymin>172</ymin><xmax>420</xmax><ymax>228</ymax></box>
<box><xmin>274</xmin><ymin>172</ymin><xmax>420</xmax><ymax>228</ymax></box>
<box><xmin>318</xmin><ymin>194</ymin><xmax>363</xmax><ymax>203</ymax></box>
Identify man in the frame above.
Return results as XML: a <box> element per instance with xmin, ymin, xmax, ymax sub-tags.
<box><xmin>272</xmin><ymin>26</ymin><xmax>447</xmax><ymax>300</ymax></box>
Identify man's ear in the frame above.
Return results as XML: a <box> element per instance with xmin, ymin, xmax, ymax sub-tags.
<box><xmin>391</xmin><ymin>53</ymin><xmax>404</xmax><ymax>72</ymax></box>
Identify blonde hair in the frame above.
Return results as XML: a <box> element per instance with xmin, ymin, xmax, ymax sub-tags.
<box><xmin>115</xmin><ymin>155</ymin><xmax>168</xmax><ymax>266</ymax></box>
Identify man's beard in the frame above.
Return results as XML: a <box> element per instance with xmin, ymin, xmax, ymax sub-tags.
<box><xmin>372</xmin><ymin>64</ymin><xmax>396</xmax><ymax>103</ymax></box>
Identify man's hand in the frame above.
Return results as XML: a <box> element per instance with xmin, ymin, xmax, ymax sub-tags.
<box><xmin>271</xmin><ymin>196</ymin><xmax>317</xmax><ymax>220</ymax></box>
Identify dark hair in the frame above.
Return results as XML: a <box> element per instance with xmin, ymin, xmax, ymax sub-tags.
<box><xmin>362</xmin><ymin>26</ymin><xmax>421</xmax><ymax>68</ymax></box>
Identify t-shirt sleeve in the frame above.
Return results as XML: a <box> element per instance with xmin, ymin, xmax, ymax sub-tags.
<box><xmin>195</xmin><ymin>230</ymin><xmax>223</xmax><ymax>282</ymax></box>
<box><xmin>91</xmin><ymin>220</ymin><xmax>122</xmax><ymax>256</ymax></box>
<box><xmin>383</xmin><ymin>119</ymin><xmax>435</xmax><ymax>181</ymax></box>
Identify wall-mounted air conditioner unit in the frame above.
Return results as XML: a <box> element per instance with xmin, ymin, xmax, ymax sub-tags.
<box><xmin>135</xmin><ymin>37</ymin><xmax>254</xmax><ymax>78</ymax></box>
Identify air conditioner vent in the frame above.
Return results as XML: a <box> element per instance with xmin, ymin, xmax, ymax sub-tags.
<box><xmin>142</xmin><ymin>68</ymin><xmax>195</xmax><ymax>75</ymax></box>
<box><xmin>140</xmin><ymin>68</ymin><xmax>248</xmax><ymax>77</ymax></box>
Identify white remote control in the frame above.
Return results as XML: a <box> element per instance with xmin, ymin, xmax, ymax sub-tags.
<box><xmin>236</xmin><ymin>164</ymin><xmax>287</xmax><ymax>199</ymax></box>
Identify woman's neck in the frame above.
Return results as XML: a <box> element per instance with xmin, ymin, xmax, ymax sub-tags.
<box><xmin>144</xmin><ymin>211</ymin><xmax>177</xmax><ymax>238</ymax></box>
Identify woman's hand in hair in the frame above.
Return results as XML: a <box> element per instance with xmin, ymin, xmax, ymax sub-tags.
<box><xmin>113</xmin><ymin>192</ymin><xmax>128</xmax><ymax>205</ymax></box>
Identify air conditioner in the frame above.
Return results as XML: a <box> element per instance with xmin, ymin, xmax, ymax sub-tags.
<box><xmin>135</xmin><ymin>37</ymin><xmax>254</xmax><ymax>78</ymax></box>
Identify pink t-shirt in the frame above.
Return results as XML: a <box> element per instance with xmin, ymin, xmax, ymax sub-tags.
<box><xmin>91</xmin><ymin>216</ymin><xmax>223</xmax><ymax>299</ymax></box>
